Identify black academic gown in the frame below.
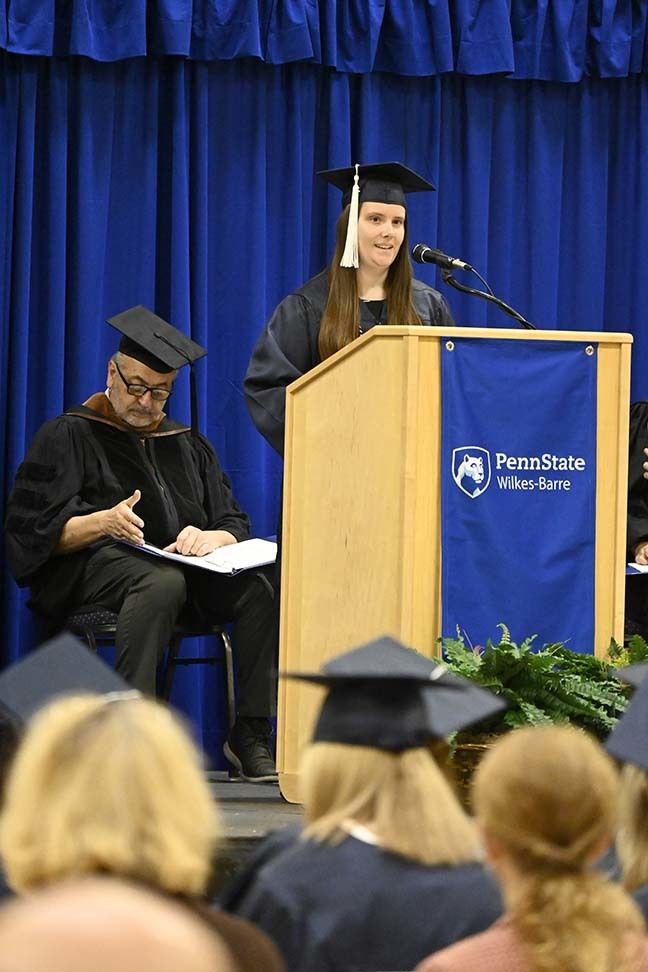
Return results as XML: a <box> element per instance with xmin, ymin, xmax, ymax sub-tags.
<box><xmin>5</xmin><ymin>403</ymin><xmax>250</xmax><ymax>622</ymax></box>
<box><xmin>244</xmin><ymin>270</ymin><xmax>455</xmax><ymax>455</ymax></box>
<box><xmin>233</xmin><ymin>835</ymin><xmax>503</xmax><ymax>972</ymax></box>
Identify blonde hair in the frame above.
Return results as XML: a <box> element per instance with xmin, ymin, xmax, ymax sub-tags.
<box><xmin>617</xmin><ymin>763</ymin><xmax>648</xmax><ymax>893</ymax></box>
<box><xmin>474</xmin><ymin>726</ymin><xmax>645</xmax><ymax>972</ymax></box>
<box><xmin>299</xmin><ymin>742</ymin><xmax>479</xmax><ymax>866</ymax></box>
<box><xmin>0</xmin><ymin>695</ymin><xmax>220</xmax><ymax>896</ymax></box>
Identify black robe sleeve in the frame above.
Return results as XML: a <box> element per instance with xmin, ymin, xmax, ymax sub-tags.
<box><xmin>244</xmin><ymin>293</ymin><xmax>321</xmax><ymax>456</ymax></box>
<box><xmin>411</xmin><ymin>279</ymin><xmax>455</xmax><ymax>327</ymax></box>
<box><xmin>5</xmin><ymin>417</ymin><xmax>98</xmax><ymax>586</ymax></box>
<box><xmin>628</xmin><ymin>402</ymin><xmax>648</xmax><ymax>559</ymax></box>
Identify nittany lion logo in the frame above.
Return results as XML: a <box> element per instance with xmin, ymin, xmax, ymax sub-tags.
<box><xmin>452</xmin><ymin>447</ymin><xmax>491</xmax><ymax>498</ymax></box>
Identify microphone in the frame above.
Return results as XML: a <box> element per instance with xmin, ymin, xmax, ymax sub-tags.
<box><xmin>412</xmin><ymin>244</ymin><xmax>473</xmax><ymax>272</ymax></box>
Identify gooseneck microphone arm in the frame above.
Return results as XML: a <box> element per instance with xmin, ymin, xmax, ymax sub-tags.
<box><xmin>411</xmin><ymin>244</ymin><xmax>536</xmax><ymax>331</ymax></box>
<box><xmin>440</xmin><ymin>270</ymin><xmax>537</xmax><ymax>331</ymax></box>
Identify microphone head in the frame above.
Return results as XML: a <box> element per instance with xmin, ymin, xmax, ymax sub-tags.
<box><xmin>411</xmin><ymin>244</ymin><xmax>429</xmax><ymax>264</ymax></box>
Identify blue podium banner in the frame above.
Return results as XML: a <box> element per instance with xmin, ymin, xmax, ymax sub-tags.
<box><xmin>441</xmin><ymin>338</ymin><xmax>597</xmax><ymax>652</ymax></box>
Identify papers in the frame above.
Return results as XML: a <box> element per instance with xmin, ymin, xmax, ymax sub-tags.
<box><xmin>122</xmin><ymin>538</ymin><xmax>277</xmax><ymax>575</ymax></box>
<box><xmin>628</xmin><ymin>563</ymin><xmax>648</xmax><ymax>574</ymax></box>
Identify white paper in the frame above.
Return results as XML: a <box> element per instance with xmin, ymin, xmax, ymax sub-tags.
<box><xmin>121</xmin><ymin>537</ymin><xmax>277</xmax><ymax>574</ymax></box>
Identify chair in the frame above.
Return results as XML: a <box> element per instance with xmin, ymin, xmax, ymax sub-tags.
<box><xmin>64</xmin><ymin>606</ymin><xmax>236</xmax><ymax>729</ymax></box>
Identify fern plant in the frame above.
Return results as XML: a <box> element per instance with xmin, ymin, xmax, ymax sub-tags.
<box><xmin>608</xmin><ymin>632</ymin><xmax>648</xmax><ymax>669</ymax></box>
<box><xmin>441</xmin><ymin>623</ymin><xmax>630</xmax><ymax>739</ymax></box>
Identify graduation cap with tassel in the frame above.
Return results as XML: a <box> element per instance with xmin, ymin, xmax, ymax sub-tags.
<box><xmin>317</xmin><ymin>161</ymin><xmax>436</xmax><ymax>270</ymax></box>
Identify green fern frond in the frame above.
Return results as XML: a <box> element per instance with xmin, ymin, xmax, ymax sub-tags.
<box><xmin>442</xmin><ymin>623</ymin><xmax>630</xmax><ymax>739</ymax></box>
<box><xmin>495</xmin><ymin>622</ymin><xmax>512</xmax><ymax>645</ymax></box>
<box><xmin>506</xmin><ymin>701</ymin><xmax>555</xmax><ymax>727</ymax></box>
<box><xmin>519</xmin><ymin>633</ymin><xmax>539</xmax><ymax>653</ymax></box>
<box><xmin>626</xmin><ymin>634</ymin><xmax>648</xmax><ymax>663</ymax></box>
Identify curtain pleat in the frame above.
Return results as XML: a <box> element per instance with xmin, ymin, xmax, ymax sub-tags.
<box><xmin>2</xmin><ymin>1</ymin><xmax>648</xmax><ymax>78</ymax></box>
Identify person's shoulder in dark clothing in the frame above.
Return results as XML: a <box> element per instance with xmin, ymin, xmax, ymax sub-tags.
<box><xmin>235</xmin><ymin>835</ymin><xmax>502</xmax><ymax>972</ymax></box>
<box><xmin>218</xmin><ymin>824</ymin><xmax>302</xmax><ymax>912</ymax></box>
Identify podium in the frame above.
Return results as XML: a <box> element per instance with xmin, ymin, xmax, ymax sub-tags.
<box><xmin>277</xmin><ymin>326</ymin><xmax>632</xmax><ymax>802</ymax></box>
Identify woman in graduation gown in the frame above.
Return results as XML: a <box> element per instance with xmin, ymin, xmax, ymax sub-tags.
<box><xmin>227</xmin><ymin>636</ymin><xmax>504</xmax><ymax>972</ymax></box>
<box><xmin>244</xmin><ymin>162</ymin><xmax>454</xmax><ymax>455</ymax></box>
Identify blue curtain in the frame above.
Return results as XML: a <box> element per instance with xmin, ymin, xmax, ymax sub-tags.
<box><xmin>2</xmin><ymin>5</ymin><xmax>648</xmax><ymax>756</ymax></box>
<box><xmin>2</xmin><ymin>1</ymin><xmax>648</xmax><ymax>78</ymax></box>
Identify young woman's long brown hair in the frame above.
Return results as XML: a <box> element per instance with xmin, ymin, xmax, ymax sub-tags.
<box><xmin>475</xmin><ymin>726</ymin><xmax>646</xmax><ymax>972</ymax></box>
<box><xmin>318</xmin><ymin>204</ymin><xmax>422</xmax><ymax>361</ymax></box>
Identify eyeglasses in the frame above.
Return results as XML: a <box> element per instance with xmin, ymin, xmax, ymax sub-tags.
<box><xmin>113</xmin><ymin>360</ymin><xmax>173</xmax><ymax>402</ymax></box>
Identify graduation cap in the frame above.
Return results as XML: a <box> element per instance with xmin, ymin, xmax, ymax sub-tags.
<box><xmin>285</xmin><ymin>635</ymin><xmax>506</xmax><ymax>752</ymax></box>
<box><xmin>318</xmin><ymin>162</ymin><xmax>436</xmax><ymax>269</ymax></box>
<box><xmin>0</xmin><ymin>633</ymin><xmax>137</xmax><ymax>731</ymax></box>
<box><xmin>606</xmin><ymin>667</ymin><xmax>648</xmax><ymax>771</ymax></box>
<box><xmin>107</xmin><ymin>305</ymin><xmax>207</xmax><ymax>434</ymax></box>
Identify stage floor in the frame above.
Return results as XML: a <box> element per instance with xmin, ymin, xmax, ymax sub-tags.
<box><xmin>208</xmin><ymin>772</ymin><xmax>302</xmax><ymax>838</ymax></box>
<box><xmin>207</xmin><ymin>772</ymin><xmax>302</xmax><ymax>891</ymax></box>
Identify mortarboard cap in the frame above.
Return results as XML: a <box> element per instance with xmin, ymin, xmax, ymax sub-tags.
<box><xmin>317</xmin><ymin>162</ymin><xmax>435</xmax><ymax>270</ymax></box>
<box><xmin>319</xmin><ymin>162</ymin><xmax>435</xmax><ymax>210</ymax></box>
<box><xmin>284</xmin><ymin>635</ymin><xmax>506</xmax><ymax>752</ymax></box>
<box><xmin>0</xmin><ymin>634</ymin><xmax>138</xmax><ymax>731</ymax></box>
<box><xmin>107</xmin><ymin>305</ymin><xmax>207</xmax><ymax>434</ymax></box>
<box><xmin>605</xmin><ymin>668</ymin><xmax>648</xmax><ymax>771</ymax></box>
<box><xmin>107</xmin><ymin>305</ymin><xmax>206</xmax><ymax>374</ymax></box>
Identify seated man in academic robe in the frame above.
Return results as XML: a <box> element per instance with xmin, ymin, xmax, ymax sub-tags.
<box><xmin>4</xmin><ymin>306</ymin><xmax>277</xmax><ymax>783</ymax></box>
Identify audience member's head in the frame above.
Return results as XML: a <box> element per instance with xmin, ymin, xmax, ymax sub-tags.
<box><xmin>474</xmin><ymin>726</ymin><xmax>644</xmax><ymax>972</ymax></box>
<box><xmin>0</xmin><ymin>694</ymin><xmax>219</xmax><ymax>895</ymax></box>
<box><xmin>0</xmin><ymin>633</ymin><xmax>131</xmax><ymax>811</ymax></box>
<box><xmin>293</xmin><ymin>636</ymin><xmax>504</xmax><ymax>866</ymax></box>
<box><xmin>0</xmin><ymin>877</ymin><xmax>234</xmax><ymax>972</ymax></box>
<box><xmin>301</xmin><ymin>740</ymin><xmax>478</xmax><ymax>865</ymax></box>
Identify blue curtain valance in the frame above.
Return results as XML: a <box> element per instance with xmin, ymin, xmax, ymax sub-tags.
<box><xmin>1</xmin><ymin>1</ymin><xmax>647</xmax><ymax>79</ymax></box>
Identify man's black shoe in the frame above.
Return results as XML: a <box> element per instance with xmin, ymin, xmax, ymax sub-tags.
<box><xmin>224</xmin><ymin>717</ymin><xmax>278</xmax><ymax>783</ymax></box>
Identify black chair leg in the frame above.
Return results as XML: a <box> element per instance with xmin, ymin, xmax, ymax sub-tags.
<box><xmin>160</xmin><ymin>634</ymin><xmax>182</xmax><ymax>701</ymax></box>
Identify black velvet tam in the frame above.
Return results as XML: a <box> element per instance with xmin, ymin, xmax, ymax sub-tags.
<box><xmin>107</xmin><ymin>305</ymin><xmax>207</xmax><ymax>374</ymax></box>
<box><xmin>285</xmin><ymin>635</ymin><xmax>505</xmax><ymax>751</ymax></box>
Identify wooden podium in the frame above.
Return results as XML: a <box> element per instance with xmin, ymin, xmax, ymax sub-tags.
<box><xmin>277</xmin><ymin>326</ymin><xmax>632</xmax><ymax>802</ymax></box>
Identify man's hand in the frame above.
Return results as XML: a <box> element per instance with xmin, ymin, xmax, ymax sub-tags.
<box><xmin>56</xmin><ymin>490</ymin><xmax>145</xmax><ymax>554</ymax></box>
<box><xmin>100</xmin><ymin>490</ymin><xmax>145</xmax><ymax>545</ymax></box>
<box><xmin>164</xmin><ymin>527</ymin><xmax>237</xmax><ymax>557</ymax></box>
<box><xmin>642</xmin><ymin>447</ymin><xmax>648</xmax><ymax>480</ymax></box>
<box><xmin>635</xmin><ymin>541</ymin><xmax>648</xmax><ymax>565</ymax></box>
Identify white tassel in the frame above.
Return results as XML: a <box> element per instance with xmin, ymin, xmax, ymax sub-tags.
<box><xmin>340</xmin><ymin>163</ymin><xmax>360</xmax><ymax>268</ymax></box>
